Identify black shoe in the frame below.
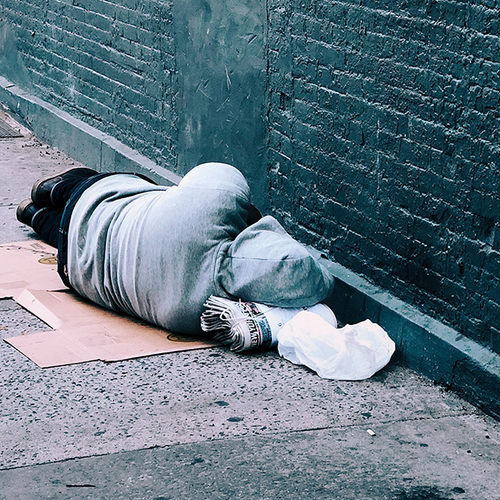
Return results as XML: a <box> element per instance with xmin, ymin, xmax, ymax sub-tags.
<box><xmin>31</xmin><ymin>167</ymin><xmax>97</xmax><ymax>207</ymax></box>
<box><xmin>16</xmin><ymin>199</ymin><xmax>40</xmax><ymax>227</ymax></box>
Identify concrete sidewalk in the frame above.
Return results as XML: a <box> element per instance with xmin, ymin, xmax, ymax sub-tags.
<box><xmin>0</xmin><ymin>109</ymin><xmax>499</xmax><ymax>500</ymax></box>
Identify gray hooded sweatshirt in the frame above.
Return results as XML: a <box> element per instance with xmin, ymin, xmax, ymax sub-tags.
<box><xmin>67</xmin><ymin>163</ymin><xmax>334</xmax><ymax>335</ymax></box>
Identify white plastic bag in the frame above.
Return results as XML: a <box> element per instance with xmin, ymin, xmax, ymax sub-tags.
<box><xmin>277</xmin><ymin>312</ymin><xmax>396</xmax><ymax>380</ymax></box>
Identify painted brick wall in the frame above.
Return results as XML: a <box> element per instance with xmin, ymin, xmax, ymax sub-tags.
<box><xmin>0</xmin><ymin>0</ymin><xmax>269</xmax><ymax>202</ymax></box>
<box><xmin>0</xmin><ymin>0</ymin><xmax>177</xmax><ymax>170</ymax></box>
<box><xmin>267</xmin><ymin>0</ymin><xmax>500</xmax><ymax>353</ymax></box>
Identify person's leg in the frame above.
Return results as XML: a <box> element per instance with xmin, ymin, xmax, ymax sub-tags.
<box><xmin>17</xmin><ymin>168</ymin><xmax>96</xmax><ymax>248</ymax></box>
<box><xmin>31</xmin><ymin>168</ymin><xmax>157</xmax><ymax>210</ymax></box>
<box><xmin>31</xmin><ymin>167</ymin><xmax>98</xmax><ymax>209</ymax></box>
<box><xmin>30</xmin><ymin>206</ymin><xmax>63</xmax><ymax>248</ymax></box>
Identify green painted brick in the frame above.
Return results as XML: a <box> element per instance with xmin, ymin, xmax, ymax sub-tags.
<box><xmin>266</xmin><ymin>0</ymin><xmax>500</xmax><ymax>355</ymax></box>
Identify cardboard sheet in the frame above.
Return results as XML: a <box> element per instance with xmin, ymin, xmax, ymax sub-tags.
<box><xmin>1</xmin><ymin>241</ymin><xmax>216</xmax><ymax>367</ymax></box>
<box><xmin>0</xmin><ymin>240</ymin><xmax>64</xmax><ymax>298</ymax></box>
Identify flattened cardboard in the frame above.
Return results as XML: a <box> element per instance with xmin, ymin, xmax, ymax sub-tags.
<box><xmin>0</xmin><ymin>240</ymin><xmax>64</xmax><ymax>298</ymax></box>
<box><xmin>1</xmin><ymin>241</ymin><xmax>216</xmax><ymax>367</ymax></box>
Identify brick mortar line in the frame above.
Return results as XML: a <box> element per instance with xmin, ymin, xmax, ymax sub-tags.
<box><xmin>24</xmin><ymin>52</ymin><xmax>165</xmax><ymax>105</ymax></box>
<box><xmin>45</xmin><ymin>15</ymin><xmax>164</xmax><ymax>51</ymax></box>
<box><xmin>297</xmin><ymin>81</ymin><xmax>494</xmax><ymax>127</ymax></box>
<box><xmin>39</xmin><ymin>29</ymin><xmax>153</xmax><ymax>75</ymax></box>
<box><xmin>292</xmin><ymin>3</ymin><xmax>499</xmax><ymax>37</ymax></box>
<box><xmin>288</xmin><ymin>95</ymin><xmax>500</xmax><ymax>158</ymax></box>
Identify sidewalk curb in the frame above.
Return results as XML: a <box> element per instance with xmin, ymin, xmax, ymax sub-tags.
<box><xmin>0</xmin><ymin>77</ymin><xmax>181</xmax><ymax>187</ymax></box>
<box><xmin>2</xmin><ymin>76</ymin><xmax>499</xmax><ymax>420</ymax></box>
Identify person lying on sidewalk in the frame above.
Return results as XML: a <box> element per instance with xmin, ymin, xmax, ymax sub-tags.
<box><xmin>16</xmin><ymin>163</ymin><xmax>334</xmax><ymax>341</ymax></box>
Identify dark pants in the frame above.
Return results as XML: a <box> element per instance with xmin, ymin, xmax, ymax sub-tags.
<box><xmin>31</xmin><ymin>208</ymin><xmax>62</xmax><ymax>248</ymax></box>
<box><xmin>30</xmin><ymin>173</ymin><xmax>119</xmax><ymax>248</ymax></box>
<box><xmin>30</xmin><ymin>173</ymin><xmax>95</xmax><ymax>248</ymax></box>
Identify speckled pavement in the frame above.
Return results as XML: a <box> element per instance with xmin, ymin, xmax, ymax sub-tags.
<box><xmin>1</xmin><ymin>110</ymin><xmax>499</xmax><ymax>500</ymax></box>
